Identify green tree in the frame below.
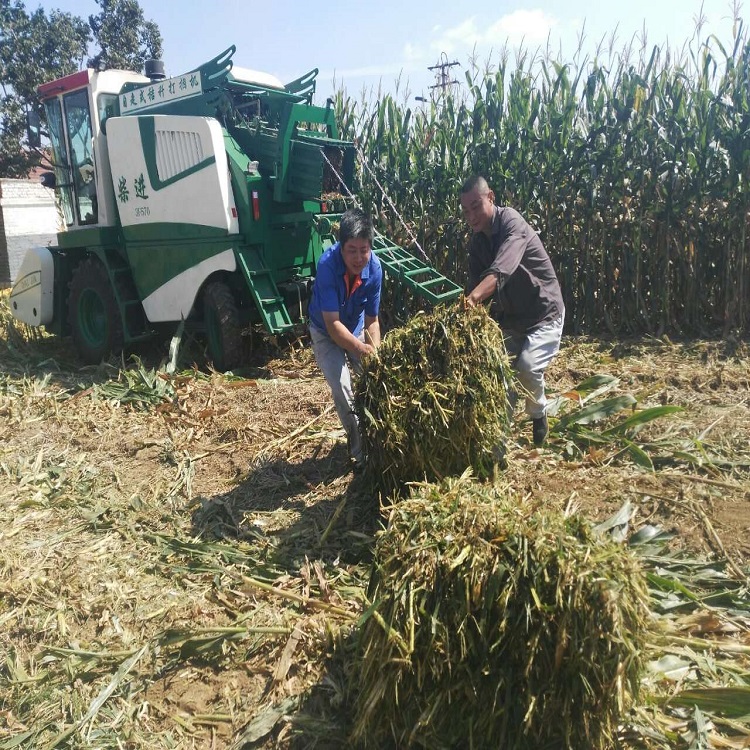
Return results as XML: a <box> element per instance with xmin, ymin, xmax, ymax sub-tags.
<box><xmin>1</xmin><ymin>0</ymin><xmax>90</xmax><ymax>176</ymax></box>
<box><xmin>0</xmin><ymin>0</ymin><xmax>162</xmax><ymax>178</ymax></box>
<box><xmin>88</xmin><ymin>0</ymin><xmax>162</xmax><ymax>73</ymax></box>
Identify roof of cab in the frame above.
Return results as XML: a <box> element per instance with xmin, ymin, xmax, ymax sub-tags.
<box><xmin>229</xmin><ymin>66</ymin><xmax>285</xmax><ymax>91</ymax></box>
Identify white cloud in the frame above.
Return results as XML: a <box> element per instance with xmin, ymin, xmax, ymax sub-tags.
<box><xmin>403</xmin><ymin>42</ymin><xmax>425</xmax><ymax>63</ymax></box>
<box><xmin>488</xmin><ymin>9</ymin><xmax>558</xmax><ymax>43</ymax></box>
<box><xmin>319</xmin><ymin>43</ymin><xmax>426</xmax><ymax>82</ymax></box>
<box><xmin>431</xmin><ymin>17</ymin><xmax>482</xmax><ymax>55</ymax></box>
<box><xmin>430</xmin><ymin>9</ymin><xmax>559</xmax><ymax>56</ymax></box>
<box><xmin>316</xmin><ymin>9</ymin><xmax>560</xmax><ymax>96</ymax></box>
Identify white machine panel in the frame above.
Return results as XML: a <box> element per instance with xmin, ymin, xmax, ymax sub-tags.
<box><xmin>106</xmin><ymin>115</ymin><xmax>239</xmax><ymax>234</ymax></box>
<box><xmin>9</xmin><ymin>246</ymin><xmax>55</xmax><ymax>326</ymax></box>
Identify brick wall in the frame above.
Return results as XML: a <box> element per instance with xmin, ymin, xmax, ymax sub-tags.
<box><xmin>0</xmin><ymin>178</ymin><xmax>60</xmax><ymax>288</ymax></box>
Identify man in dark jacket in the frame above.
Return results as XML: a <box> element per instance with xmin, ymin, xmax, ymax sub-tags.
<box><xmin>461</xmin><ymin>175</ymin><xmax>564</xmax><ymax>445</ymax></box>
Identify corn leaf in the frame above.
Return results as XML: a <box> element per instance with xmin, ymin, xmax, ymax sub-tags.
<box><xmin>625</xmin><ymin>439</ymin><xmax>656</xmax><ymax>470</ymax></box>
<box><xmin>603</xmin><ymin>405</ymin><xmax>684</xmax><ymax>436</ymax></box>
<box><xmin>670</xmin><ymin>687</ymin><xmax>750</xmax><ymax>720</ymax></box>
<box><xmin>553</xmin><ymin>394</ymin><xmax>637</xmax><ymax>431</ymax></box>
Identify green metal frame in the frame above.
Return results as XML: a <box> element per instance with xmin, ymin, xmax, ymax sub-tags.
<box><xmin>274</xmin><ymin>102</ymin><xmax>338</xmax><ymax>202</ymax></box>
<box><xmin>235</xmin><ymin>246</ymin><xmax>294</xmax><ymax>333</ymax></box>
<box><xmin>372</xmin><ymin>233</ymin><xmax>463</xmax><ymax>305</ymax></box>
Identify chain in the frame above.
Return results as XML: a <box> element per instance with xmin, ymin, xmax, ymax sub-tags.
<box><xmin>354</xmin><ymin>142</ymin><xmax>431</xmax><ymax>263</ymax></box>
<box><xmin>321</xmin><ymin>148</ymin><xmax>358</xmax><ymax>203</ymax></box>
<box><xmin>321</xmin><ymin>146</ymin><xmax>431</xmax><ymax>264</ymax></box>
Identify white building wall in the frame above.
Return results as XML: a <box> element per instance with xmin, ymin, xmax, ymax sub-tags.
<box><xmin>0</xmin><ymin>178</ymin><xmax>60</xmax><ymax>288</ymax></box>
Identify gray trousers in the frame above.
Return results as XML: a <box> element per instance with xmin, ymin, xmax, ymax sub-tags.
<box><xmin>504</xmin><ymin>314</ymin><xmax>564</xmax><ymax>419</ymax></box>
<box><xmin>309</xmin><ymin>324</ymin><xmax>364</xmax><ymax>461</ymax></box>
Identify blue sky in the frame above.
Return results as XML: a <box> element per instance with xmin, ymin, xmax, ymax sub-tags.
<box><xmin>34</xmin><ymin>0</ymin><xmax>742</xmax><ymax>104</ymax></box>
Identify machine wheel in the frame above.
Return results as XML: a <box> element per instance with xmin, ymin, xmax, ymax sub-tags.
<box><xmin>204</xmin><ymin>281</ymin><xmax>243</xmax><ymax>372</ymax></box>
<box><xmin>68</xmin><ymin>257</ymin><xmax>124</xmax><ymax>364</ymax></box>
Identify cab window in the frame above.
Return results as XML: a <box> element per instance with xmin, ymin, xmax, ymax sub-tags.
<box><xmin>43</xmin><ymin>97</ymin><xmax>74</xmax><ymax>226</ymax></box>
<box><xmin>63</xmin><ymin>89</ymin><xmax>97</xmax><ymax>225</ymax></box>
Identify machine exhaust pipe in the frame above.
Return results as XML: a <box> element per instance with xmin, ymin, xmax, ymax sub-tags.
<box><xmin>145</xmin><ymin>59</ymin><xmax>165</xmax><ymax>81</ymax></box>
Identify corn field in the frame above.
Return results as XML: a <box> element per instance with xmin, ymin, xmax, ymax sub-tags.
<box><xmin>335</xmin><ymin>15</ymin><xmax>750</xmax><ymax>336</ymax></box>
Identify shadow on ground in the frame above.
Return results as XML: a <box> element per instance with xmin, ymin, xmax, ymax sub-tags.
<box><xmin>187</xmin><ymin>445</ymin><xmax>383</xmax><ymax>748</ymax></box>
<box><xmin>190</xmin><ymin>442</ymin><xmax>382</xmax><ymax>566</ymax></box>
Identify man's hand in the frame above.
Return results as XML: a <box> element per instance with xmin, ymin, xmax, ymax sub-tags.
<box><xmin>363</xmin><ymin>315</ymin><xmax>380</xmax><ymax>352</ymax></box>
<box><xmin>322</xmin><ymin>310</ymin><xmax>378</xmax><ymax>357</ymax></box>
<box><xmin>465</xmin><ymin>274</ymin><xmax>498</xmax><ymax>308</ymax></box>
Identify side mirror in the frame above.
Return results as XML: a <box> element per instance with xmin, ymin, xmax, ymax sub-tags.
<box><xmin>40</xmin><ymin>171</ymin><xmax>57</xmax><ymax>189</ymax></box>
<box><xmin>27</xmin><ymin>111</ymin><xmax>42</xmax><ymax>149</ymax></box>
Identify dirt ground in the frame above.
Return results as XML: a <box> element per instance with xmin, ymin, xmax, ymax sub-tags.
<box><xmin>541</xmin><ymin>336</ymin><xmax>750</xmax><ymax>562</ymax></box>
<box><xmin>174</xmin><ymin>334</ymin><xmax>750</xmax><ymax>563</ymax></box>
<box><xmin>1</xmin><ymin>327</ymin><xmax>749</xmax><ymax>748</ymax></box>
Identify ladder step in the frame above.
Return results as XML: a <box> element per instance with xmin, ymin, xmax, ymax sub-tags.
<box><xmin>373</xmin><ymin>245</ymin><xmax>404</xmax><ymax>255</ymax></box>
<box><xmin>403</xmin><ymin>267</ymin><xmax>434</xmax><ymax>277</ymax></box>
<box><xmin>371</xmin><ymin>237</ymin><xmax>463</xmax><ymax>306</ymax></box>
<box><xmin>235</xmin><ymin>246</ymin><xmax>295</xmax><ymax>334</ymax></box>
<box><xmin>433</xmin><ymin>289</ymin><xmax>464</xmax><ymax>300</ymax></box>
<box><xmin>377</xmin><ymin>256</ymin><xmax>424</xmax><ymax>271</ymax></box>
<box><xmin>418</xmin><ymin>276</ymin><xmax>449</xmax><ymax>288</ymax></box>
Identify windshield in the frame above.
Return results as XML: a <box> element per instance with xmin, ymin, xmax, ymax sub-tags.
<box><xmin>63</xmin><ymin>89</ymin><xmax>97</xmax><ymax>225</ymax></box>
<box><xmin>44</xmin><ymin>97</ymin><xmax>74</xmax><ymax>226</ymax></box>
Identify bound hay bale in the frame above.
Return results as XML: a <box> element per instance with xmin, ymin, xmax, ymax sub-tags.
<box><xmin>355</xmin><ymin>304</ymin><xmax>513</xmax><ymax>497</ymax></box>
<box><xmin>352</xmin><ymin>477</ymin><xmax>650</xmax><ymax>750</ymax></box>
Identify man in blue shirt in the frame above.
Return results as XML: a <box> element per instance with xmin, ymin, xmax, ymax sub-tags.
<box><xmin>308</xmin><ymin>208</ymin><xmax>383</xmax><ymax>468</ymax></box>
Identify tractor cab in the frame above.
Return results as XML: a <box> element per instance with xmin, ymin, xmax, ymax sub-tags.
<box><xmin>37</xmin><ymin>68</ymin><xmax>149</xmax><ymax>230</ymax></box>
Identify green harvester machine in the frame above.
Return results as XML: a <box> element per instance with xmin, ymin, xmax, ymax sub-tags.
<box><xmin>10</xmin><ymin>45</ymin><xmax>461</xmax><ymax>370</ymax></box>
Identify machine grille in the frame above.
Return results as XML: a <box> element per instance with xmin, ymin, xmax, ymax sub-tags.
<box><xmin>154</xmin><ymin>129</ymin><xmax>205</xmax><ymax>182</ymax></box>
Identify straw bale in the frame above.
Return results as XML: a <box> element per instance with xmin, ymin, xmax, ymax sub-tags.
<box><xmin>355</xmin><ymin>305</ymin><xmax>513</xmax><ymax>497</ymax></box>
<box><xmin>352</xmin><ymin>477</ymin><xmax>650</xmax><ymax>749</ymax></box>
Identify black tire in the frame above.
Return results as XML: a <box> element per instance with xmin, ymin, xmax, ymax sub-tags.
<box><xmin>68</xmin><ymin>257</ymin><xmax>124</xmax><ymax>364</ymax></box>
<box><xmin>203</xmin><ymin>281</ymin><xmax>243</xmax><ymax>372</ymax></box>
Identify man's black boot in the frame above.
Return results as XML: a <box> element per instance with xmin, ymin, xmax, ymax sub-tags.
<box><xmin>532</xmin><ymin>414</ymin><xmax>548</xmax><ymax>446</ymax></box>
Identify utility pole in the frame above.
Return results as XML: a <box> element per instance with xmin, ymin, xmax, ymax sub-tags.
<box><xmin>415</xmin><ymin>53</ymin><xmax>460</xmax><ymax>106</ymax></box>
<box><xmin>428</xmin><ymin>52</ymin><xmax>460</xmax><ymax>98</ymax></box>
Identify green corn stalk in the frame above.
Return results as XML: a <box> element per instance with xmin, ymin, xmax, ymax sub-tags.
<box><xmin>333</xmin><ymin>10</ymin><xmax>749</xmax><ymax>335</ymax></box>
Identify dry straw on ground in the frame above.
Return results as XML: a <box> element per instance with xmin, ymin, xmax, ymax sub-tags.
<box><xmin>352</xmin><ymin>476</ymin><xmax>651</xmax><ymax>750</ymax></box>
<box><xmin>2</xmin><ymin>289</ymin><xmax>750</xmax><ymax>749</ymax></box>
<box><xmin>355</xmin><ymin>304</ymin><xmax>513</xmax><ymax>498</ymax></box>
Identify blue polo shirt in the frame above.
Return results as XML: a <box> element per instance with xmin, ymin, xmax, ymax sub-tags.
<box><xmin>308</xmin><ymin>242</ymin><xmax>382</xmax><ymax>337</ymax></box>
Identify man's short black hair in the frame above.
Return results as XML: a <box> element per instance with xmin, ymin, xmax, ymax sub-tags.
<box><xmin>460</xmin><ymin>175</ymin><xmax>491</xmax><ymax>195</ymax></box>
<box><xmin>339</xmin><ymin>207</ymin><xmax>374</xmax><ymax>246</ymax></box>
